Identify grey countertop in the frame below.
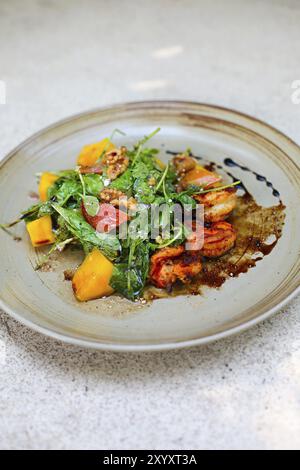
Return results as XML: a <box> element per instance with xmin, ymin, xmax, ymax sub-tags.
<box><xmin>0</xmin><ymin>0</ymin><xmax>300</xmax><ymax>450</ymax></box>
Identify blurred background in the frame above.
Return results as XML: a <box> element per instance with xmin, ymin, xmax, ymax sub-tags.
<box><xmin>0</xmin><ymin>0</ymin><xmax>300</xmax><ymax>450</ymax></box>
<box><xmin>1</xmin><ymin>0</ymin><xmax>299</xmax><ymax>155</ymax></box>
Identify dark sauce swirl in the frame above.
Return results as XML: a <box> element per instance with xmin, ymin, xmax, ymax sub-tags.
<box><xmin>223</xmin><ymin>158</ymin><xmax>281</xmax><ymax>199</ymax></box>
<box><xmin>166</xmin><ymin>150</ymin><xmax>281</xmax><ymax>201</ymax></box>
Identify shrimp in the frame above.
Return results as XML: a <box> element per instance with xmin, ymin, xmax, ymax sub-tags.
<box><xmin>149</xmin><ymin>246</ymin><xmax>202</xmax><ymax>288</ymax></box>
<box><xmin>194</xmin><ymin>187</ymin><xmax>237</xmax><ymax>222</ymax></box>
<box><xmin>200</xmin><ymin>221</ymin><xmax>237</xmax><ymax>258</ymax></box>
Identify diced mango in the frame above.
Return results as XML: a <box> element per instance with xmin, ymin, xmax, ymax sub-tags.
<box><xmin>181</xmin><ymin>164</ymin><xmax>222</xmax><ymax>189</ymax></box>
<box><xmin>26</xmin><ymin>215</ymin><xmax>55</xmax><ymax>248</ymax></box>
<box><xmin>77</xmin><ymin>138</ymin><xmax>115</xmax><ymax>167</ymax></box>
<box><xmin>72</xmin><ymin>248</ymin><xmax>114</xmax><ymax>301</ymax></box>
<box><xmin>39</xmin><ymin>172</ymin><xmax>59</xmax><ymax>201</ymax></box>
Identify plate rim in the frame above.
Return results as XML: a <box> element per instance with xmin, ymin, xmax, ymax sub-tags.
<box><xmin>0</xmin><ymin>100</ymin><xmax>299</xmax><ymax>351</ymax></box>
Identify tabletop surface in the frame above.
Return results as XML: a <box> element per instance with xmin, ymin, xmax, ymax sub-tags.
<box><xmin>0</xmin><ymin>0</ymin><xmax>300</xmax><ymax>450</ymax></box>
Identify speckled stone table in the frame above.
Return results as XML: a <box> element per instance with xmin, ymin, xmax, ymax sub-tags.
<box><xmin>0</xmin><ymin>0</ymin><xmax>300</xmax><ymax>450</ymax></box>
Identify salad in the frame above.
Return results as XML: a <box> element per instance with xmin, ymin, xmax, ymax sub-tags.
<box><xmin>1</xmin><ymin>129</ymin><xmax>241</xmax><ymax>302</ymax></box>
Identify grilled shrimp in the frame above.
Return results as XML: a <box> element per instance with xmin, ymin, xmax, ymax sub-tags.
<box><xmin>200</xmin><ymin>221</ymin><xmax>237</xmax><ymax>258</ymax></box>
<box><xmin>194</xmin><ymin>188</ymin><xmax>237</xmax><ymax>222</ymax></box>
<box><xmin>149</xmin><ymin>246</ymin><xmax>202</xmax><ymax>288</ymax></box>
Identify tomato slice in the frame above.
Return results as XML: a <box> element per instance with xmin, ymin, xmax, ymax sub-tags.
<box><xmin>82</xmin><ymin>202</ymin><xmax>128</xmax><ymax>233</ymax></box>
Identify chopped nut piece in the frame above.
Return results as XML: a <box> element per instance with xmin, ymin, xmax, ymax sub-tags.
<box><xmin>103</xmin><ymin>146</ymin><xmax>129</xmax><ymax>180</ymax></box>
<box><xmin>100</xmin><ymin>188</ymin><xmax>123</xmax><ymax>203</ymax></box>
<box><xmin>99</xmin><ymin>188</ymin><xmax>137</xmax><ymax>210</ymax></box>
<box><xmin>173</xmin><ymin>154</ymin><xmax>196</xmax><ymax>175</ymax></box>
<box><xmin>148</xmin><ymin>176</ymin><xmax>156</xmax><ymax>186</ymax></box>
<box><xmin>64</xmin><ymin>269</ymin><xmax>74</xmax><ymax>281</ymax></box>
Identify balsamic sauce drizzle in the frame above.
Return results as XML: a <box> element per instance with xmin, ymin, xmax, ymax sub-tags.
<box><xmin>223</xmin><ymin>158</ymin><xmax>281</xmax><ymax>199</ymax></box>
<box><xmin>166</xmin><ymin>150</ymin><xmax>281</xmax><ymax>201</ymax></box>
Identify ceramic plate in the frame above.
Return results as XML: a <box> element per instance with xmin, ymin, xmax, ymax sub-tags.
<box><xmin>0</xmin><ymin>101</ymin><xmax>299</xmax><ymax>351</ymax></box>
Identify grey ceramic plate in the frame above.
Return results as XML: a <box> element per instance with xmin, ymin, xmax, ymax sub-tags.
<box><xmin>0</xmin><ymin>101</ymin><xmax>300</xmax><ymax>351</ymax></box>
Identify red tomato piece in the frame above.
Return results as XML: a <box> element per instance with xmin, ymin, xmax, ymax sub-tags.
<box><xmin>82</xmin><ymin>202</ymin><xmax>128</xmax><ymax>233</ymax></box>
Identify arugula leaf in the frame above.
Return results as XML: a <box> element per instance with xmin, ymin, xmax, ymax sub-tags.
<box><xmin>55</xmin><ymin>215</ymin><xmax>73</xmax><ymax>243</ymax></box>
<box><xmin>195</xmin><ymin>180</ymin><xmax>241</xmax><ymax>195</ymax></box>
<box><xmin>131</xmin><ymin>161</ymin><xmax>149</xmax><ymax>179</ymax></box>
<box><xmin>56</xmin><ymin>170</ymin><xmax>78</xmax><ymax>179</ymax></box>
<box><xmin>49</xmin><ymin>173</ymin><xmax>104</xmax><ymax>202</ymax></box>
<box><xmin>133</xmin><ymin>178</ymin><xmax>156</xmax><ymax>204</ymax></box>
<box><xmin>48</xmin><ymin>178</ymin><xmax>82</xmax><ymax>205</ymax></box>
<box><xmin>83</xmin><ymin>195</ymin><xmax>100</xmax><ymax>216</ymax></box>
<box><xmin>21</xmin><ymin>201</ymin><xmax>53</xmax><ymax>222</ymax></box>
<box><xmin>130</xmin><ymin>128</ymin><xmax>161</xmax><ymax>166</ymax></box>
<box><xmin>148</xmin><ymin>223</ymin><xmax>188</xmax><ymax>250</ymax></box>
<box><xmin>170</xmin><ymin>192</ymin><xmax>197</xmax><ymax>208</ymax></box>
<box><xmin>52</xmin><ymin>204</ymin><xmax>120</xmax><ymax>260</ymax></box>
<box><xmin>154</xmin><ymin>164</ymin><xmax>169</xmax><ymax>193</ymax></box>
<box><xmin>83</xmin><ymin>174</ymin><xmax>104</xmax><ymax>196</ymax></box>
<box><xmin>110</xmin><ymin>168</ymin><xmax>133</xmax><ymax>194</ymax></box>
<box><xmin>110</xmin><ymin>241</ymin><xmax>149</xmax><ymax>300</ymax></box>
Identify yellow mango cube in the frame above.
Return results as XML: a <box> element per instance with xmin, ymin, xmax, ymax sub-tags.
<box><xmin>26</xmin><ymin>215</ymin><xmax>55</xmax><ymax>248</ymax></box>
<box><xmin>39</xmin><ymin>172</ymin><xmax>59</xmax><ymax>201</ymax></box>
<box><xmin>77</xmin><ymin>138</ymin><xmax>115</xmax><ymax>167</ymax></box>
<box><xmin>72</xmin><ymin>248</ymin><xmax>114</xmax><ymax>301</ymax></box>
